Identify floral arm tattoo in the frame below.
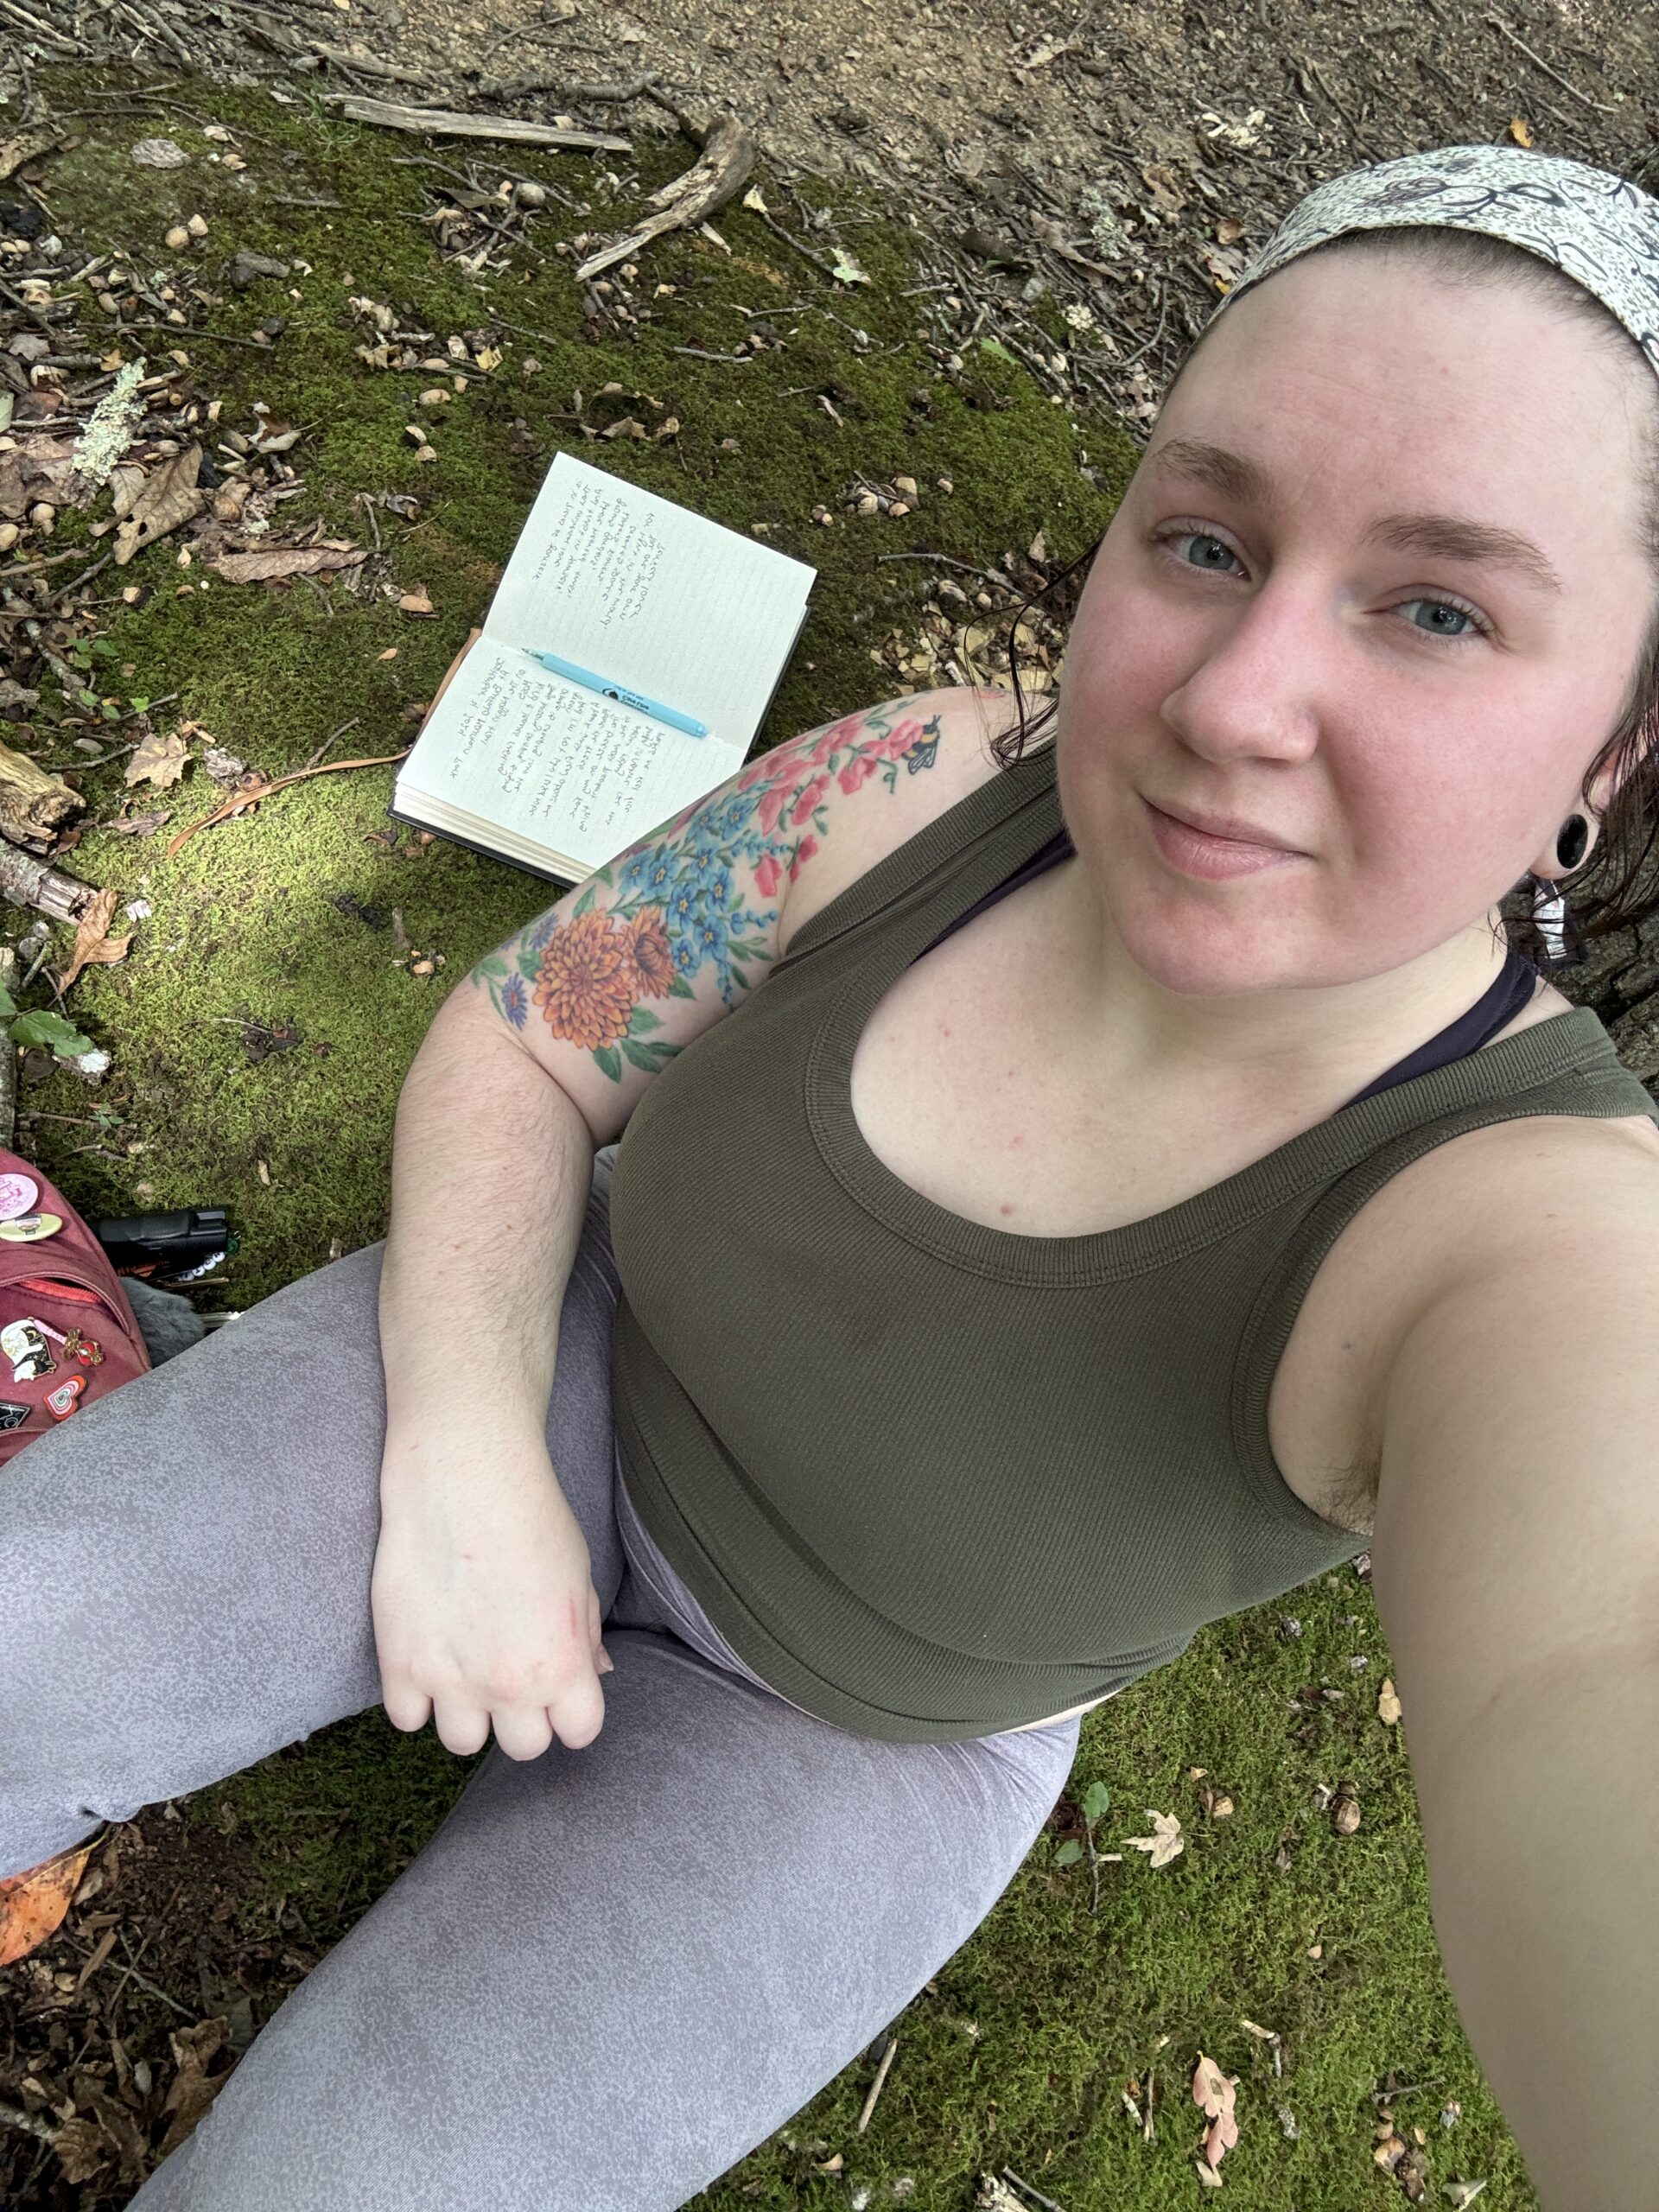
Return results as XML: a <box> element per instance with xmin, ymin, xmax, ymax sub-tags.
<box><xmin>467</xmin><ymin>696</ymin><xmax>947</xmax><ymax>1085</ymax></box>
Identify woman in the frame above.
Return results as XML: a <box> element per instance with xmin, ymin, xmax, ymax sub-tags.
<box><xmin>5</xmin><ymin>146</ymin><xmax>1658</xmax><ymax>2207</ymax></box>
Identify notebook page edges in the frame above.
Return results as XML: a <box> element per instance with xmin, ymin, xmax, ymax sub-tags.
<box><xmin>480</xmin><ymin>451</ymin><xmax>815</xmax><ymax>741</ymax></box>
<box><xmin>397</xmin><ymin>632</ymin><xmax>749</xmax><ymax>880</ymax></box>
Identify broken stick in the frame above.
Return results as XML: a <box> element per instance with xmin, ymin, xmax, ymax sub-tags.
<box><xmin>0</xmin><ymin>738</ymin><xmax>86</xmax><ymax>851</ymax></box>
<box><xmin>320</xmin><ymin>95</ymin><xmax>629</xmax><ymax>153</ymax></box>
<box><xmin>0</xmin><ymin>836</ymin><xmax>101</xmax><ymax>926</ymax></box>
<box><xmin>573</xmin><ymin>107</ymin><xmax>756</xmax><ymax>283</ymax></box>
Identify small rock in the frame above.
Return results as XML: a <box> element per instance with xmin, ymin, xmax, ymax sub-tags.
<box><xmin>417</xmin><ymin>388</ymin><xmax>450</xmax><ymax>407</ymax></box>
<box><xmin>0</xmin><ymin>198</ymin><xmax>43</xmax><ymax>239</ymax></box>
<box><xmin>27</xmin><ymin>503</ymin><xmax>54</xmax><ymax>533</ymax></box>
<box><xmin>0</xmin><ymin>523</ymin><xmax>19</xmax><ymax>552</ymax></box>
<box><xmin>513</xmin><ymin>180</ymin><xmax>547</xmax><ymax>208</ymax></box>
<box><xmin>130</xmin><ymin>137</ymin><xmax>190</xmax><ymax>168</ymax></box>
<box><xmin>893</xmin><ymin>474</ymin><xmax>918</xmax><ymax>497</ymax></box>
<box><xmin>165</xmin><ymin>225</ymin><xmax>190</xmax><ymax>251</ymax></box>
<box><xmin>187</xmin><ymin>213</ymin><xmax>208</xmax><ymax>238</ymax></box>
<box><xmin>227</xmin><ymin>248</ymin><xmax>290</xmax><ymax>290</ymax></box>
<box><xmin>888</xmin><ymin>500</ymin><xmax>911</xmax><ymax>518</ymax></box>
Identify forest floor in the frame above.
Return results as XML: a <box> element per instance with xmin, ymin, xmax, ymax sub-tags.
<box><xmin>0</xmin><ymin>7</ymin><xmax>1655</xmax><ymax>2209</ymax></box>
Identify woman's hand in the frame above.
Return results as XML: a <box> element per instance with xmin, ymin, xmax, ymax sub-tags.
<box><xmin>372</xmin><ymin>1419</ymin><xmax>615</xmax><ymax>1761</ymax></box>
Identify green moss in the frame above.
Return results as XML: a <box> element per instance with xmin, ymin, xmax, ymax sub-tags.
<box><xmin>15</xmin><ymin>72</ymin><xmax>1532</xmax><ymax>2210</ymax></box>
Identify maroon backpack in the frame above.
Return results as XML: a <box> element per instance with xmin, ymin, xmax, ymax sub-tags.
<box><xmin>0</xmin><ymin>1144</ymin><xmax>150</xmax><ymax>1466</ymax></box>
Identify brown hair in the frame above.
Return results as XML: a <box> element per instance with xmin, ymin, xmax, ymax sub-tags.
<box><xmin>991</xmin><ymin>224</ymin><xmax>1659</xmax><ymax>970</ymax></box>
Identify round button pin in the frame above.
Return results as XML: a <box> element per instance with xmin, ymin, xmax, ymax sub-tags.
<box><xmin>0</xmin><ymin>1173</ymin><xmax>39</xmax><ymax>1221</ymax></box>
<box><xmin>0</xmin><ymin>1214</ymin><xmax>63</xmax><ymax>1243</ymax></box>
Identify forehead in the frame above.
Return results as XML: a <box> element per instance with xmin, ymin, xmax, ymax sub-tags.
<box><xmin>1148</xmin><ymin>261</ymin><xmax>1649</xmax><ymax>576</ymax></box>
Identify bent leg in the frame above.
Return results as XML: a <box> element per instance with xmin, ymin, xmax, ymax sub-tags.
<box><xmin>124</xmin><ymin>1629</ymin><xmax>1081</xmax><ymax>2212</ymax></box>
<box><xmin>0</xmin><ymin>1164</ymin><xmax>629</xmax><ymax>1877</ymax></box>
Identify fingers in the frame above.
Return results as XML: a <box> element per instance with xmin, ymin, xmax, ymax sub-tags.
<box><xmin>381</xmin><ymin>1686</ymin><xmax>433</xmax><ymax>1735</ymax></box>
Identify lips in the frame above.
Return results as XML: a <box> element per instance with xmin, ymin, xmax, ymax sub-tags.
<box><xmin>1147</xmin><ymin>798</ymin><xmax>1303</xmax><ymax>853</ymax></box>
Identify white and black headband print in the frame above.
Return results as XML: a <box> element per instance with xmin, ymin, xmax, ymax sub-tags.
<box><xmin>1205</xmin><ymin>143</ymin><xmax>1659</xmax><ymax>387</ymax></box>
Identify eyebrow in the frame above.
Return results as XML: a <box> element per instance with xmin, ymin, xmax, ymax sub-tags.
<box><xmin>1145</xmin><ymin>435</ymin><xmax>1566</xmax><ymax>598</ymax></box>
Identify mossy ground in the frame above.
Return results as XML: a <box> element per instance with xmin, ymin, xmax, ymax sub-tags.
<box><xmin>11</xmin><ymin>75</ymin><xmax>1528</xmax><ymax>2208</ymax></box>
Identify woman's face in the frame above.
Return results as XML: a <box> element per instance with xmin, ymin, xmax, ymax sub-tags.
<box><xmin>1057</xmin><ymin>251</ymin><xmax>1656</xmax><ymax>999</ymax></box>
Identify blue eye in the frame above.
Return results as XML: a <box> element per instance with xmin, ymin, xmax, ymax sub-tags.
<box><xmin>1153</xmin><ymin>528</ymin><xmax>1493</xmax><ymax>645</ymax></box>
<box><xmin>1398</xmin><ymin>596</ymin><xmax>1487</xmax><ymax>641</ymax></box>
<box><xmin>1170</xmin><ymin>531</ymin><xmax>1239</xmax><ymax>575</ymax></box>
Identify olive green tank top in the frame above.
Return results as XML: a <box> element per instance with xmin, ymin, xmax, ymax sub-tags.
<box><xmin>607</xmin><ymin>738</ymin><xmax>1659</xmax><ymax>1742</ymax></box>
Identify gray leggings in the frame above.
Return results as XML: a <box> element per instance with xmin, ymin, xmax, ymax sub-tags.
<box><xmin>1</xmin><ymin>1149</ymin><xmax>1081</xmax><ymax>2211</ymax></box>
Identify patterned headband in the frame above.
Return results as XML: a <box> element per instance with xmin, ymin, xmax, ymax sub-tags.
<box><xmin>1205</xmin><ymin>143</ymin><xmax>1659</xmax><ymax>385</ymax></box>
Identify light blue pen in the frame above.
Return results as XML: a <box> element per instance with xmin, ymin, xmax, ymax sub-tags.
<box><xmin>521</xmin><ymin>648</ymin><xmax>709</xmax><ymax>738</ymax></box>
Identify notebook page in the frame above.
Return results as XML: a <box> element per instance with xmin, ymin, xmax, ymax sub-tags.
<box><xmin>397</xmin><ymin>633</ymin><xmax>748</xmax><ymax>874</ymax></box>
<box><xmin>481</xmin><ymin>452</ymin><xmax>815</xmax><ymax>742</ymax></box>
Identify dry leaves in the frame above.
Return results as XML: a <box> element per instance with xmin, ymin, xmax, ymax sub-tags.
<box><xmin>211</xmin><ymin>543</ymin><xmax>363</xmax><ymax>584</ymax></box>
<box><xmin>1192</xmin><ymin>2053</ymin><xmax>1241</xmax><ymax>2178</ymax></box>
<box><xmin>398</xmin><ymin>583</ymin><xmax>435</xmax><ymax>615</ymax></box>
<box><xmin>111</xmin><ymin>447</ymin><xmax>205</xmax><ymax>566</ymax></box>
<box><xmin>1123</xmin><ymin>1808</ymin><xmax>1185</xmax><ymax>1867</ymax></box>
<box><xmin>155</xmin><ymin>2018</ymin><xmax>232</xmax><ymax>2161</ymax></box>
<box><xmin>58</xmin><ymin>885</ymin><xmax>133</xmax><ymax>994</ymax></box>
<box><xmin>0</xmin><ymin>1835</ymin><xmax>99</xmax><ymax>1964</ymax></box>
<box><xmin>124</xmin><ymin>723</ymin><xmax>190</xmax><ymax>791</ymax></box>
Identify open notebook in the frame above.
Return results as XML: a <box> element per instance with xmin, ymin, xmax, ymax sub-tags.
<box><xmin>389</xmin><ymin>452</ymin><xmax>817</xmax><ymax>885</ymax></box>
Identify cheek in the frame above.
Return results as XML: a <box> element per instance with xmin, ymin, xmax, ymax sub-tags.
<box><xmin>1062</xmin><ymin>561</ymin><xmax>1196</xmax><ymax>731</ymax></box>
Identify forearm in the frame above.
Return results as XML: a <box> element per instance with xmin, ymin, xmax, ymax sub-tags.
<box><xmin>379</xmin><ymin>988</ymin><xmax>596</xmax><ymax>1447</ymax></box>
<box><xmin>1413</xmin><ymin>1651</ymin><xmax>1657</xmax><ymax>2209</ymax></box>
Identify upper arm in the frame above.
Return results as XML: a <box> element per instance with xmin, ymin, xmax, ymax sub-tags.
<box><xmin>453</xmin><ymin>688</ymin><xmax>1008</xmax><ymax>1148</ymax></box>
<box><xmin>1369</xmin><ymin>1166</ymin><xmax>1659</xmax><ymax>1790</ymax></box>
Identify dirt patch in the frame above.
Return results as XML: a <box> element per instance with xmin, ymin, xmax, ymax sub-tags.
<box><xmin>3</xmin><ymin>0</ymin><xmax>1656</xmax><ymax>435</ymax></box>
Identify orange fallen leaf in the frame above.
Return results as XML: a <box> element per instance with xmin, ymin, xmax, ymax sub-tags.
<box><xmin>0</xmin><ymin>1835</ymin><xmax>99</xmax><ymax>1963</ymax></box>
<box><xmin>58</xmin><ymin>885</ymin><xmax>133</xmax><ymax>995</ymax></box>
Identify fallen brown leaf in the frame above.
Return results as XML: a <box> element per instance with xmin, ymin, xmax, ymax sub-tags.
<box><xmin>0</xmin><ymin>1835</ymin><xmax>99</xmax><ymax>1964</ymax></box>
<box><xmin>103</xmin><ymin>808</ymin><xmax>173</xmax><ymax>836</ymax></box>
<box><xmin>58</xmin><ymin>885</ymin><xmax>133</xmax><ymax>994</ymax></box>
<box><xmin>113</xmin><ymin>447</ymin><xmax>206</xmax><ymax>567</ymax></box>
<box><xmin>398</xmin><ymin>583</ymin><xmax>435</xmax><ymax>614</ymax></box>
<box><xmin>156</xmin><ymin>2018</ymin><xmax>231</xmax><ymax>2160</ymax></box>
<box><xmin>213</xmin><ymin>544</ymin><xmax>364</xmax><ymax>585</ymax></box>
<box><xmin>124</xmin><ymin>723</ymin><xmax>190</xmax><ymax>791</ymax></box>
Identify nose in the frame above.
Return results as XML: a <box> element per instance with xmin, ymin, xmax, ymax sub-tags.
<box><xmin>1159</xmin><ymin>578</ymin><xmax>1326</xmax><ymax>771</ymax></box>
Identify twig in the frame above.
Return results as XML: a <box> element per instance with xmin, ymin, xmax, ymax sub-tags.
<box><xmin>320</xmin><ymin>93</ymin><xmax>629</xmax><ymax>153</ymax></box>
<box><xmin>874</xmin><ymin>550</ymin><xmax>1019</xmax><ymax>590</ymax></box>
<box><xmin>113</xmin><ymin>1927</ymin><xmax>198</xmax><ymax>2020</ymax></box>
<box><xmin>475</xmin><ymin>67</ymin><xmax>662</xmax><ymax>103</ymax></box>
<box><xmin>1001</xmin><ymin>2168</ymin><xmax>1069</xmax><ymax>2212</ymax></box>
<box><xmin>670</xmin><ymin>346</ymin><xmax>750</xmax><ymax>363</ymax></box>
<box><xmin>304</xmin><ymin>715</ymin><xmax>359</xmax><ymax>770</ymax></box>
<box><xmin>855</xmin><ymin>2035</ymin><xmax>897</xmax><ymax>2133</ymax></box>
<box><xmin>1484</xmin><ymin>12</ymin><xmax>1619</xmax><ymax>110</ymax></box>
<box><xmin>163</xmin><ymin>747</ymin><xmax>413</xmax><ymax>859</ymax></box>
<box><xmin>104</xmin><ymin>318</ymin><xmax>279</xmax><ymax>352</ymax></box>
<box><xmin>745</xmin><ymin>201</ymin><xmax>848</xmax><ymax>283</ymax></box>
<box><xmin>474</xmin><ymin>301</ymin><xmax>562</xmax><ymax>347</ymax></box>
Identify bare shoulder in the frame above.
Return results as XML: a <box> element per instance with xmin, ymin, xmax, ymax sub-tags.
<box><xmin>775</xmin><ymin>685</ymin><xmax>1023</xmax><ymax>959</ymax></box>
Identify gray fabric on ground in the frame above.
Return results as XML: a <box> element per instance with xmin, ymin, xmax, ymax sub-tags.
<box><xmin>0</xmin><ymin>1147</ymin><xmax>1079</xmax><ymax>2211</ymax></box>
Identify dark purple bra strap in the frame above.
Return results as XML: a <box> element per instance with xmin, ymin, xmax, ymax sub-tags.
<box><xmin>919</xmin><ymin>823</ymin><xmax>1543</xmax><ymax>1109</ymax></box>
